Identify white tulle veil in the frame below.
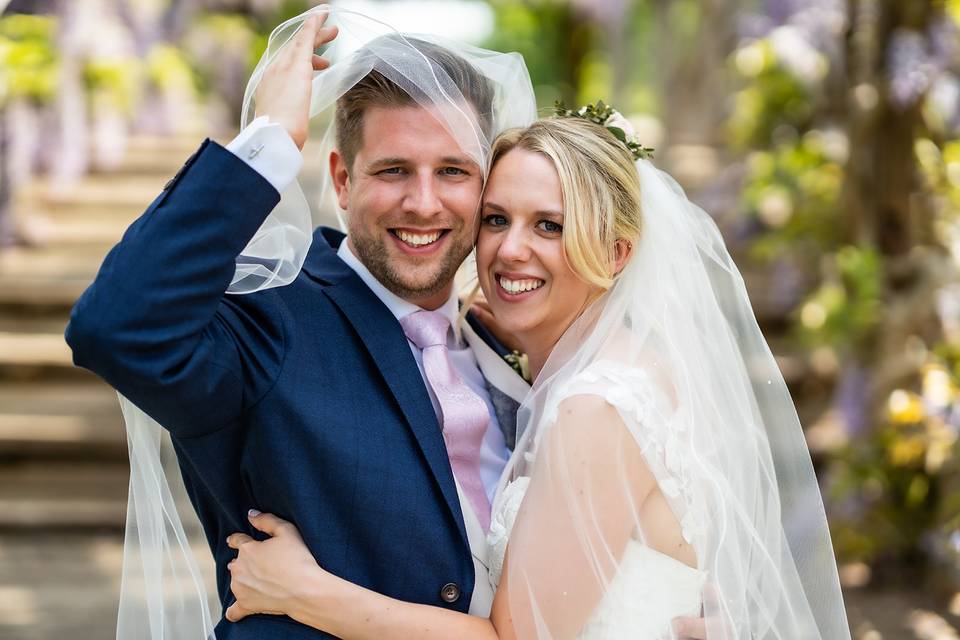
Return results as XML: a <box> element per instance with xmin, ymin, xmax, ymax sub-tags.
<box><xmin>496</xmin><ymin>158</ymin><xmax>850</xmax><ymax>638</ymax></box>
<box><xmin>114</xmin><ymin>6</ymin><xmax>536</xmax><ymax>638</ymax></box>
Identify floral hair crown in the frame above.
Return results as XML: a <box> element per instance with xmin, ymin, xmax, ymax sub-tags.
<box><xmin>553</xmin><ymin>100</ymin><xmax>654</xmax><ymax>161</ymax></box>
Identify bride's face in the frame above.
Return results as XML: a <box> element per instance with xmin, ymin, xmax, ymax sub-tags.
<box><xmin>477</xmin><ymin>148</ymin><xmax>601</xmax><ymax>351</ymax></box>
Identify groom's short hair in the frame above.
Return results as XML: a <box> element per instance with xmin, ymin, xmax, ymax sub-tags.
<box><xmin>335</xmin><ymin>36</ymin><xmax>494</xmax><ymax>173</ymax></box>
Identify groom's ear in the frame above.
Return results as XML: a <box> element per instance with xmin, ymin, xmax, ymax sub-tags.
<box><xmin>330</xmin><ymin>149</ymin><xmax>351</xmax><ymax>211</ymax></box>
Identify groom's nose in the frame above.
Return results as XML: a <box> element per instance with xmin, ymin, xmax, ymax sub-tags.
<box><xmin>402</xmin><ymin>172</ymin><xmax>443</xmax><ymax>217</ymax></box>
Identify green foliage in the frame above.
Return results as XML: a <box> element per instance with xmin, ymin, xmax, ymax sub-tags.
<box><xmin>146</xmin><ymin>44</ymin><xmax>197</xmax><ymax>95</ymax></box>
<box><xmin>182</xmin><ymin>12</ymin><xmax>260</xmax><ymax>99</ymax></box>
<box><xmin>0</xmin><ymin>14</ymin><xmax>59</xmax><ymax>104</ymax></box>
<box><xmin>741</xmin><ymin>135</ymin><xmax>844</xmax><ymax>259</ymax></box>
<box><xmin>483</xmin><ymin>0</ymin><xmax>595</xmax><ymax>107</ymax></box>
<box><xmin>727</xmin><ymin>40</ymin><xmax>815</xmax><ymax>149</ymax></box>
<box><xmin>829</xmin><ymin>359</ymin><xmax>960</xmax><ymax>563</ymax></box>
<box><xmin>794</xmin><ymin>245</ymin><xmax>883</xmax><ymax>353</ymax></box>
<box><xmin>84</xmin><ymin>58</ymin><xmax>142</xmax><ymax>113</ymax></box>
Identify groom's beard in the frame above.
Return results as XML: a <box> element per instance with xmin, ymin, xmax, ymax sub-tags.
<box><xmin>348</xmin><ymin>217</ymin><xmax>474</xmax><ymax>303</ymax></box>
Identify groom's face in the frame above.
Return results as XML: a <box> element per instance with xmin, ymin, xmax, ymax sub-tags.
<box><xmin>331</xmin><ymin>105</ymin><xmax>483</xmax><ymax>310</ymax></box>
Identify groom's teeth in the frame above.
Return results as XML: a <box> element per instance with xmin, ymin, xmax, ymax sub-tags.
<box><xmin>498</xmin><ymin>276</ymin><xmax>545</xmax><ymax>294</ymax></box>
<box><xmin>396</xmin><ymin>230</ymin><xmax>442</xmax><ymax>247</ymax></box>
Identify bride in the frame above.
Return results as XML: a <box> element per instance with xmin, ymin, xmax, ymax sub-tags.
<box><xmin>222</xmin><ymin>112</ymin><xmax>851</xmax><ymax>638</ymax></box>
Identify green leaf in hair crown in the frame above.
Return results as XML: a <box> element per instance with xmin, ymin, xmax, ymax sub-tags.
<box><xmin>553</xmin><ymin>100</ymin><xmax>655</xmax><ymax>161</ymax></box>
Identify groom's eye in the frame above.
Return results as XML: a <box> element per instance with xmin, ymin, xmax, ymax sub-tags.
<box><xmin>377</xmin><ymin>167</ymin><xmax>404</xmax><ymax>176</ymax></box>
<box><xmin>482</xmin><ymin>214</ymin><xmax>508</xmax><ymax>227</ymax></box>
<box><xmin>440</xmin><ymin>166</ymin><xmax>468</xmax><ymax>176</ymax></box>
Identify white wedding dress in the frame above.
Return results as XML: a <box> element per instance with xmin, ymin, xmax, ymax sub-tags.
<box><xmin>487</xmin><ymin>361</ymin><xmax>707</xmax><ymax>639</ymax></box>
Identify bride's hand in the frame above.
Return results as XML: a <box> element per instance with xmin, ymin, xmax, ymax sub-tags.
<box><xmin>225</xmin><ymin>511</ymin><xmax>326</xmax><ymax>622</ymax></box>
<box><xmin>470</xmin><ymin>292</ymin><xmax>524</xmax><ymax>354</ymax></box>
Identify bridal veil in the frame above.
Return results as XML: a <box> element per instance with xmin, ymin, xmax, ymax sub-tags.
<box><xmin>496</xmin><ymin>158</ymin><xmax>851</xmax><ymax>638</ymax></box>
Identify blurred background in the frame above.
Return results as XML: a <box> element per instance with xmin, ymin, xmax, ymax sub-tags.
<box><xmin>0</xmin><ymin>0</ymin><xmax>958</xmax><ymax>638</ymax></box>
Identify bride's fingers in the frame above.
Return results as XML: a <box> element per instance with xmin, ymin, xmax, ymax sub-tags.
<box><xmin>671</xmin><ymin>616</ymin><xmax>707</xmax><ymax>640</ymax></box>
<box><xmin>248</xmin><ymin>510</ymin><xmax>294</xmax><ymax>536</ymax></box>
<box><xmin>225</xmin><ymin>602</ymin><xmax>250</xmax><ymax>623</ymax></box>
<box><xmin>470</xmin><ymin>301</ymin><xmax>495</xmax><ymax>323</ymax></box>
<box><xmin>226</xmin><ymin>533</ymin><xmax>254</xmax><ymax>549</ymax></box>
<box><xmin>312</xmin><ymin>54</ymin><xmax>330</xmax><ymax>71</ymax></box>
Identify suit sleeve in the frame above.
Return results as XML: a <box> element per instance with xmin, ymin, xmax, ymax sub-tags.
<box><xmin>66</xmin><ymin>139</ymin><xmax>287</xmax><ymax>438</ymax></box>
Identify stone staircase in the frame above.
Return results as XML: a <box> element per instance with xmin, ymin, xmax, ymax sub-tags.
<box><xmin>0</xmin><ymin>134</ymin><xmax>204</xmax><ymax>639</ymax></box>
<box><xmin>0</xmin><ymin>137</ymin><xmax>205</xmax><ymax>529</ymax></box>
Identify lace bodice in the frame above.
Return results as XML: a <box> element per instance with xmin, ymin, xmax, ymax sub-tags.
<box><xmin>486</xmin><ymin>361</ymin><xmax>706</xmax><ymax>638</ymax></box>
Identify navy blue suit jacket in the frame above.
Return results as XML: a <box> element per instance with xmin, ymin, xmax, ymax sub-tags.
<box><xmin>66</xmin><ymin>140</ymin><xmax>515</xmax><ymax>639</ymax></box>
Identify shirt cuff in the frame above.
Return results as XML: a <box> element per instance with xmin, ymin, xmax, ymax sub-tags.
<box><xmin>225</xmin><ymin>116</ymin><xmax>303</xmax><ymax>194</ymax></box>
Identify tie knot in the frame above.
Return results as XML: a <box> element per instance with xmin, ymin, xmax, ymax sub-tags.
<box><xmin>400</xmin><ymin>310</ymin><xmax>452</xmax><ymax>349</ymax></box>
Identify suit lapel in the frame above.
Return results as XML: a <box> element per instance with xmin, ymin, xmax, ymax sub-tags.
<box><xmin>324</xmin><ymin>283</ymin><xmax>468</xmax><ymax>544</ymax></box>
<box><xmin>306</xmin><ymin>228</ymin><xmax>468</xmax><ymax>546</ymax></box>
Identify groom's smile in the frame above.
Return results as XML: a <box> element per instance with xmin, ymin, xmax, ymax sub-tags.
<box><xmin>331</xmin><ymin>104</ymin><xmax>483</xmax><ymax>310</ymax></box>
<box><xmin>389</xmin><ymin>227</ymin><xmax>449</xmax><ymax>252</ymax></box>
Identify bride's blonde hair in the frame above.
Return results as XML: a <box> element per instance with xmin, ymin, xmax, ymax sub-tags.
<box><xmin>488</xmin><ymin>117</ymin><xmax>643</xmax><ymax>289</ymax></box>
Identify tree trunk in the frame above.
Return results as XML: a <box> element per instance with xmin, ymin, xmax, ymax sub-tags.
<box><xmin>843</xmin><ymin>0</ymin><xmax>945</xmax><ymax>432</ymax></box>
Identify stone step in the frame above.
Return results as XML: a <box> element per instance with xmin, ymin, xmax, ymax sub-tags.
<box><xmin>20</xmin><ymin>175</ymin><xmax>169</xmax><ymax>211</ymax></box>
<box><xmin>26</xmin><ymin>215</ymin><xmax>131</xmax><ymax>247</ymax></box>
<box><xmin>0</xmin><ymin>379</ymin><xmax>125</xmax><ymax>459</ymax></box>
<box><xmin>0</xmin><ymin>460</ymin><xmax>129</xmax><ymax>529</ymax></box>
<box><xmin>0</xmin><ymin>245</ymin><xmax>103</xmax><ymax>308</ymax></box>
<box><xmin>0</xmin><ymin>330</ymin><xmax>73</xmax><ymax>369</ymax></box>
<box><xmin>94</xmin><ymin>134</ymin><xmax>207</xmax><ymax>175</ymax></box>
<box><xmin>0</xmin><ymin>530</ymin><xmax>219</xmax><ymax>639</ymax></box>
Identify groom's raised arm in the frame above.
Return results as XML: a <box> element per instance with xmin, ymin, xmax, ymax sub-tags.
<box><xmin>66</xmin><ymin>14</ymin><xmax>337</xmax><ymax>437</ymax></box>
<box><xmin>65</xmin><ymin>138</ymin><xmax>288</xmax><ymax>437</ymax></box>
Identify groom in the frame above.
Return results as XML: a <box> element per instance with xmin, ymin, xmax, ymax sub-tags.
<box><xmin>67</xmin><ymin>16</ymin><xmax>528</xmax><ymax>640</ymax></box>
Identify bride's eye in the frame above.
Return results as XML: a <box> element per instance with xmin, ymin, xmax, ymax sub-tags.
<box><xmin>536</xmin><ymin>220</ymin><xmax>563</xmax><ymax>234</ymax></box>
<box><xmin>482</xmin><ymin>213</ymin><xmax>508</xmax><ymax>227</ymax></box>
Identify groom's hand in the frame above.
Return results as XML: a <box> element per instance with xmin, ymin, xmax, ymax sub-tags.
<box><xmin>255</xmin><ymin>10</ymin><xmax>338</xmax><ymax>150</ymax></box>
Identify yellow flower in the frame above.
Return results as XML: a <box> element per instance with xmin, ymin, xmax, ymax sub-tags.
<box><xmin>888</xmin><ymin>389</ymin><xmax>925</xmax><ymax>424</ymax></box>
<box><xmin>888</xmin><ymin>436</ymin><xmax>927</xmax><ymax>467</ymax></box>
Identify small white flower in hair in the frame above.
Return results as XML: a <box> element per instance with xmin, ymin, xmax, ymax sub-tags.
<box><xmin>605</xmin><ymin>111</ymin><xmax>638</xmax><ymax>142</ymax></box>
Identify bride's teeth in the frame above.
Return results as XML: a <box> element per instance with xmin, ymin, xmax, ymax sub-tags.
<box><xmin>498</xmin><ymin>276</ymin><xmax>545</xmax><ymax>294</ymax></box>
<box><xmin>396</xmin><ymin>230</ymin><xmax>442</xmax><ymax>247</ymax></box>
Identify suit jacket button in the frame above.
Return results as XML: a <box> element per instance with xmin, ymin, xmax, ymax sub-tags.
<box><xmin>440</xmin><ymin>583</ymin><xmax>460</xmax><ymax>603</ymax></box>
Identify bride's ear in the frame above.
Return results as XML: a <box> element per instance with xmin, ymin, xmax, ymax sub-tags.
<box><xmin>612</xmin><ymin>238</ymin><xmax>633</xmax><ymax>275</ymax></box>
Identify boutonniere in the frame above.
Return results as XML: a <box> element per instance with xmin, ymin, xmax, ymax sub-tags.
<box><xmin>504</xmin><ymin>350</ymin><xmax>531</xmax><ymax>383</ymax></box>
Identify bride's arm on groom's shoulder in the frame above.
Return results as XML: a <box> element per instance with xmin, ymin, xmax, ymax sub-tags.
<box><xmin>64</xmin><ymin>15</ymin><xmax>337</xmax><ymax>437</ymax></box>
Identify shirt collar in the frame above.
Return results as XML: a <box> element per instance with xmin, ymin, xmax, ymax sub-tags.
<box><xmin>337</xmin><ymin>239</ymin><xmax>462</xmax><ymax>342</ymax></box>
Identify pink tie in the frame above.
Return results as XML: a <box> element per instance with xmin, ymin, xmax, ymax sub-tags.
<box><xmin>400</xmin><ymin>310</ymin><xmax>491</xmax><ymax>531</ymax></box>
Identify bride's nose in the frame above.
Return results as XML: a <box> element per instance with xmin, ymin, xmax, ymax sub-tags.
<box><xmin>497</xmin><ymin>225</ymin><xmax>532</xmax><ymax>263</ymax></box>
